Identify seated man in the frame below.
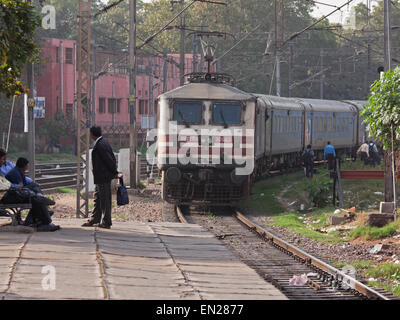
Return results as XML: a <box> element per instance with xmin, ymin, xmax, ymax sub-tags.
<box><xmin>5</xmin><ymin>157</ymin><xmax>60</xmax><ymax>231</ymax></box>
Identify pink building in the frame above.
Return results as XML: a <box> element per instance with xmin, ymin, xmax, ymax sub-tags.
<box><xmin>36</xmin><ymin>38</ymin><xmax>199</xmax><ymax>133</ymax></box>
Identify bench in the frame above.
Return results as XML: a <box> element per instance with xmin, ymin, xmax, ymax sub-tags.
<box><xmin>0</xmin><ymin>203</ymin><xmax>32</xmax><ymax>226</ymax></box>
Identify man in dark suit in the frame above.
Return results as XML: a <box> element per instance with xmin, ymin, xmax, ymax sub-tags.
<box><xmin>82</xmin><ymin>126</ymin><xmax>118</xmax><ymax>229</ymax></box>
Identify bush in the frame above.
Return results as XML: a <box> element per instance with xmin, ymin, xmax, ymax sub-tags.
<box><xmin>305</xmin><ymin>176</ymin><xmax>332</xmax><ymax>207</ymax></box>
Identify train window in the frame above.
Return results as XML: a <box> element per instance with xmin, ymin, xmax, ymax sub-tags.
<box><xmin>173</xmin><ymin>101</ymin><xmax>202</xmax><ymax>124</ymax></box>
<box><xmin>212</xmin><ymin>102</ymin><xmax>242</xmax><ymax>125</ymax></box>
<box><xmin>333</xmin><ymin>118</ymin><xmax>336</xmax><ymax>131</ymax></box>
<box><xmin>328</xmin><ymin>118</ymin><xmax>332</xmax><ymax>132</ymax></box>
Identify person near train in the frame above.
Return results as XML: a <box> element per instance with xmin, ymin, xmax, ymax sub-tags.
<box><xmin>323</xmin><ymin>141</ymin><xmax>336</xmax><ymax>170</ymax></box>
<box><xmin>368</xmin><ymin>141</ymin><xmax>380</xmax><ymax>166</ymax></box>
<box><xmin>302</xmin><ymin>145</ymin><xmax>314</xmax><ymax>178</ymax></box>
<box><xmin>82</xmin><ymin>126</ymin><xmax>118</xmax><ymax>229</ymax></box>
<box><xmin>357</xmin><ymin>142</ymin><xmax>369</xmax><ymax>165</ymax></box>
<box><xmin>4</xmin><ymin>157</ymin><xmax>60</xmax><ymax>231</ymax></box>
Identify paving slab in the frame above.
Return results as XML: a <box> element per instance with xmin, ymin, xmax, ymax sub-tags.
<box><xmin>0</xmin><ymin>219</ymin><xmax>287</xmax><ymax>300</ymax></box>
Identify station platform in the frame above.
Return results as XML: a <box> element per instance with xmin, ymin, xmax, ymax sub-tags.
<box><xmin>0</xmin><ymin>219</ymin><xmax>287</xmax><ymax>300</ymax></box>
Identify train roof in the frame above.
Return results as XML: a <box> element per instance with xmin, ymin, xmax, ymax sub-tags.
<box><xmin>158</xmin><ymin>82</ymin><xmax>255</xmax><ymax>101</ymax></box>
<box><xmin>294</xmin><ymin>98</ymin><xmax>359</xmax><ymax>113</ymax></box>
<box><xmin>254</xmin><ymin>94</ymin><xmax>304</xmax><ymax>110</ymax></box>
<box><xmin>342</xmin><ymin>100</ymin><xmax>367</xmax><ymax>111</ymax></box>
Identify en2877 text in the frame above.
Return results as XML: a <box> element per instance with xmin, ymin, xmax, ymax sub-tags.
<box><xmin>201</xmin><ymin>304</ymin><xmax>244</xmax><ymax>315</ymax></box>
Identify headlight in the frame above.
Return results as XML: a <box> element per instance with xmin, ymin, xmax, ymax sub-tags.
<box><xmin>165</xmin><ymin>167</ymin><xmax>182</xmax><ymax>183</ymax></box>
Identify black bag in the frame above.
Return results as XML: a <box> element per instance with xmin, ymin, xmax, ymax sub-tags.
<box><xmin>1</xmin><ymin>187</ymin><xmax>34</xmax><ymax>204</ymax></box>
<box><xmin>117</xmin><ymin>177</ymin><xmax>129</xmax><ymax>206</ymax></box>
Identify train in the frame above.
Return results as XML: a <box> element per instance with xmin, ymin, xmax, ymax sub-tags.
<box><xmin>154</xmin><ymin>74</ymin><xmax>367</xmax><ymax>207</ymax></box>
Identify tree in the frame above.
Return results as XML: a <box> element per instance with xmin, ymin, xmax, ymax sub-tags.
<box><xmin>0</xmin><ymin>0</ymin><xmax>41</xmax><ymax>97</ymax></box>
<box><xmin>362</xmin><ymin>67</ymin><xmax>400</xmax><ymax>203</ymax></box>
<box><xmin>362</xmin><ymin>67</ymin><xmax>400</xmax><ymax>150</ymax></box>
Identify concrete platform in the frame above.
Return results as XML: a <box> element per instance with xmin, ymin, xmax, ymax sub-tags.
<box><xmin>0</xmin><ymin>219</ymin><xmax>287</xmax><ymax>300</ymax></box>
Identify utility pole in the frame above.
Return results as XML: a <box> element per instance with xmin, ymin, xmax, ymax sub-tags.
<box><xmin>320</xmin><ymin>48</ymin><xmax>324</xmax><ymax>99</ymax></box>
<box><xmin>288</xmin><ymin>43</ymin><xmax>293</xmax><ymax>97</ymax></box>
<box><xmin>76</xmin><ymin>0</ymin><xmax>91</xmax><ymax>218</ymax></box>
<box><xmin>163</xmin><ymin>48</ymin><xmax>168</xmax><ymax>92</ymax></box>
<box><xmin>275</xmin><ymin>0</ymin><xmax>284</xmax><ymax>97</ymax></box>
<box><xmin>192</xmin><ymin>33</ymin><xmax>198</xmax><ymax>73</ymax></box>
<box><xmin>383</xmin><ymin>0</ymin><xmax>397</xmax><ymax>216</ymax></box>
<box><xmin>26</xmin><ymin>0</ymin><xmax>35</xmax><ymax>182</ymax></box>
<box><xmin>179</xmin><ymin>0</ymin><xmax>185</xmax><ymax>85</ymax></box>
<box><xmin>129</xmin><ymin>0</ymin><xmax>137</xmax><ymax>189</ymax></box>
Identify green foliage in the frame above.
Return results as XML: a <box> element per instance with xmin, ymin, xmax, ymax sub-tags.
<box><xmin>137</xmin><ymin>181</ymin><xmax>146</xmax><ymax>190</ymax></box>
<box><xmin>57</xmin><ymin>187</ymin><xmax>75</xmax><ymax>194</ymax></box>
<box><xmin>305</xmin><ymin>176</ymin><xmax>332</xmax><ymax>207</ymax></box>
<box><xmin>0</xmin><ymin>0</ymin><xmax>41</xmax><ymax>97</ymax></box>
<box><xmin>362</xmin><ymin>67</ymin><xmax>400</xmax><ymax>151</ymax></box>
<box><xmin>36</xmin><ymin>112</ymin><xmax>74</xmax><ymax>142</ymax></box>
<box><xmin>272</xmin><ymin>213</ymin><xmax>343</xmax><ymax>244</ymax></box>
<box><xmin>349</xmin><ymin>220</ymin><xmax>400</xmax><ymax>240</ymax></box>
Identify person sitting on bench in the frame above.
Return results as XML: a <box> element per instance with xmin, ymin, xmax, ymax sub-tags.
<box><xmin>5</xmin><ymin>157</ymin><xmax>60</xmax><ymax>231</ymax></box>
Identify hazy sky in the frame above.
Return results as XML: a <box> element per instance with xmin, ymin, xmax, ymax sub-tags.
<box><xmin>310</xmin><ymin>0</ymin><xmax>378</xmax><ymax>24</ymax></box>
<box><xmin>140</xmin><ymin>0</ymin><xmax>376</xmax><ymax>25</ymax></box>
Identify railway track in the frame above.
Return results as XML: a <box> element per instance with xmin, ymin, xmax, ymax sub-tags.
<box><xmin>172</xmin><ymin>205</ymin><xmax>398</xmax><ymax>300</ymax></box>
<box><xmin>31</xmin><ymin>158</ymin><xmax>158</xmax><ymax>192</ymax></box>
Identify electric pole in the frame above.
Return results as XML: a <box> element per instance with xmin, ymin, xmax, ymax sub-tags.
<box><xmin>129</xmin><ymin>0</ymin><xmax>137</xmax><ymax>188</ymax></box>
<box><xmin>320</xmin><ymin>48</ymin><xmax>324</xmax><ymax>99</ymax></box>
<box><xmin>26</xmin><ymin>0</ymin><xmax>35</xmax><ymax>182</ymax></box>
<box><xmin>383</xmin><ymin>0</ymin><xmax>393</xmax><ymax>204</ymax></box>
<box><xmin>275</xmin><ymin>0</ymin><xmax>284</xmax><ymax>97</ymax></box>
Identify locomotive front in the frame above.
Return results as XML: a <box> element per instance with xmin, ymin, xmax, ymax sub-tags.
<box><xmin>155</xmin><ymin>81</ymin><xmax>256</xmax><ymax>206</ymax></box>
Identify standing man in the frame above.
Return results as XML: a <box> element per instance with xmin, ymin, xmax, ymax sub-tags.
<box><xmin>82</xmin><ymin>126</ymin><xmax>118</xmax><ymax>229</ymax></box>
<box><xmin>357</xmin><ymin>142</ymin><xmax>370</xmax><ymax>165</ymax></box>
<box><xmin>302</xmin><ymin>145</ymin><xmax>314</xmax><ymax>178</ymax></box>
<box><xmin>324</xmin><ymin>141</ymin><xmax>336</xmax><ymax>170</ymax></box>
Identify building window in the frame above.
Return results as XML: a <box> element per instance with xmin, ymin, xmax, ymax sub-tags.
<box><xmin>139</xmin><ymin>100</ymin><xmax>145</xmax><ymax>115</ymax></box>
<box><xmin>116</xmin><ymin>99</ymin><xmax>121</xmax><ymax>113</ymax></box>
<box><xmin>56</xmin><ymin>96</ymin><xmax>59</xmax><ymax>113</ymax></box>
<box><xmin>108</xmin><ymin>98</ymin><xmax>116</xmax><ymax>114</ymax></box>
<box><xmin>66</xmin><ymin>104</ymin><xmax>73</xmax><ymax>119</ymax></box>
<box><xmin>65</xmin><ymin>48</ymin><xmax>73</xmax><ymax>64</ymax></box>
<box><xmin>99</xmin><ymin>98</ymin><xmax>106</xmax><ymax>114</ymax></box>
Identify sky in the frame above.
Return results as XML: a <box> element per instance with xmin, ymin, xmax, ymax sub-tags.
<box><xmin>310</xmin><ymin>0</ymin><xmax>378</xmax><ymax>24</ymax></box>
<box><xmin>139</xmin><ymin>0</ymin><xmax>378</xmax><ymax>25</ymax></box>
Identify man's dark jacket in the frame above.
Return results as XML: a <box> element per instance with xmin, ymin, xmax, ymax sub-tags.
<box><xmin>5</xmin><ymin>166</ymin><xmax>27</xmax><ymax>186</ymax></box>
<box><xmin>92</xmin><ymin>137</ymin><xmax>117</xmax><ymax>184</ymax></box>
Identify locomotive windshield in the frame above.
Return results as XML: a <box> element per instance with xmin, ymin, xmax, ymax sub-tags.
<box><xmin>213</xmin><ymin>102</ymin><xmax>242</xmax><ymax>125</ymax></box>
<box><xmin>173</xmin><ymin>101</ymin><xmax>202</xmax><ymax>124</ymax></box>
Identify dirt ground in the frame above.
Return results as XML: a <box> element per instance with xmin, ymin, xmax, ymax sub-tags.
<box><xmin>51</xmin><ymin>183</ymin><xmax>164</xmax><ymax>223</ymax></box>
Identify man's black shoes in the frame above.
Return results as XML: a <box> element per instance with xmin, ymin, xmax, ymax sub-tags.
<box><xmin>81</xmin><ymin>220</ymin><xmax>98</xmax><ymax>227</ymax></box>
<box><xmin>33</xmin><ymin>194</ymin><xmax>55</xmax><ymax>206</ymax></box>
<box><xmin>98</xmin><ymin>223</ymin><xmax>111</xmax><ymax>229</ymax></box>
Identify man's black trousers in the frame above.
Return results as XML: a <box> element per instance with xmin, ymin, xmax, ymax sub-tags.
<box><xmin>90</xmin><ymin>182</ymin><xmax>112</xmax><ymax>226</ymax></box>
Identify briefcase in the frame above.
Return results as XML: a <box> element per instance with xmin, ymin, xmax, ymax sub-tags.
<box><xmin>117</xmin><ymin>177</ymin><xmax>129</xmax><ymax>206</ymax></box>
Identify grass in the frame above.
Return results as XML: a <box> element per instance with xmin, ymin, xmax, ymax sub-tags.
<box><xmin>244</xmin><ymin>171</ymin><xmax>305</xmax><ymax>215</ymax></box>
<box><xmin>57</xmin><ymin>187</ymin><xmax>75</xmax><ymax>194</ymax></box>
<box><xmin>348</xmin><ymin>220</ymin><xmax>400</xmax><ymax>240</ymax></box>
<box><xmin>272</xmin><ymin>211</ymin><xmax>344</xmax><ymax>244</ymax></box>
<box><xmin>8</xmin><ymin>152</ymin><xmax>76</xmax><ymax>163</ymax></box>
<box><xmin>242</xmin><ymin>159</ymin><xmax>399</xmax><ymax>243</ymax></box>
<box><xmin>333</xmin><ymin>259</ymin><xmax>400</xmax><ymax>297</ymax></box>
<box><xmin>137</xmin><ymin>181</ymin><xmax>146</xmax><ymax>190</ymax></box>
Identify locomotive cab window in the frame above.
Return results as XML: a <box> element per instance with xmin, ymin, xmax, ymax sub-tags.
<box><xmin>173</xmin><ymin>101</ymin><xmax>202</xmax><ymax>124</ymax></box>
<box><xmin>212</xmin><ymin>102</ymin><xmax>242</xmax><ymax>125</ymax></box>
